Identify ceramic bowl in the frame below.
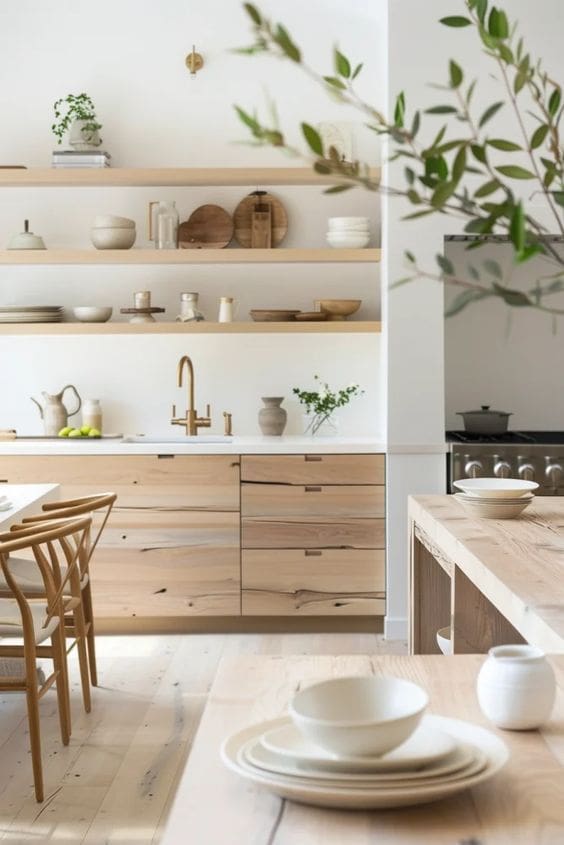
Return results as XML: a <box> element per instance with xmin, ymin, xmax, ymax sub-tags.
<box><xmin>91</xmin><ymin>227</ymin><xmax>136</xmax><ymax>250</ymax></box>
<box><xmin>453</xmin><ymin>478</ymin><xmax>538</xmax><ymax>499</ymax></box>
<box><xmin>315</xmin><ymin>299</ymin><xmax>362</xmax><ymax>320</ymax></box>
<box><xmin>326</xmin><ymin>232</ymin><xmax>370</xmax><ymax>249</ymax></box>
<box><xmin>93</xmin><ymin>215</ymin><xmax>135</xmax><ymax>229</ymax></box>
<box><xmin>72</xmin><ymin>306</ymin><xmax>113</xmax><ymax>323</ymax></box>
<box><xmin>289</xmin><ymin>675</ymin><xmax>428</xmax><ymax>758</ymax></box>
<box><xmin>328</xmin><ymin>216</ymin><xmax>369</xmax><ymax>230</ymax></box>
<box><xmin>454</xmin><ymin>493</ymin><xmax>532</xmax><ymax>519</ymax></box>
<box><xmin>436</xmin><ymin>627</ymin><xmax>453</xmax><ymax>656</ymax></box>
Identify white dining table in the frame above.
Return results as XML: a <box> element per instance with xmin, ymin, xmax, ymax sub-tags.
<box><xmin>0</xmin><ymin>483</ymin><xmax>60</xmax><ymax>530</ymax></box>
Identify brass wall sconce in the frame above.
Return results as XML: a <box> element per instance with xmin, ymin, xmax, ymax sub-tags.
<box><xmin>185</xmin><ymin>45</ymin><xmax>204</xmax><ymax>76</ymax></box>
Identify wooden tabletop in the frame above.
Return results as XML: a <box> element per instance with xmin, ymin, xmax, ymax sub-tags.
<box><xmin>161</xmin><ymin>653</ymin><xmax>564</xmax><ymax>844</ymax></box>
<box><xmin>0</xmin><ymin>483</ymin><xmax>59</xmax><ymax>528</ymax></box>
<box><xmin>409</xmin><ymin>495</ymin><xmax>564</xmax><ymax>652</ymax></box>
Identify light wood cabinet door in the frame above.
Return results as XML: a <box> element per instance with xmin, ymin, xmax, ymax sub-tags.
<box><xmin>242</xmin><ymin>516</ymin><xmax>385</xmax><ymax>549</ymax></box>
<box><xmin>242</xmin><ymin>549</ymin><xmax>385</xmax><ymax>616</ymax></box>
<box><xmin>241</xmin><ymin>483</ymin><xmax>384</xmax><ymax>518</ymax></box>
<box><xmin>241</xmin><ymin>454</ymin><xmax>384</xmax><ymax>486</ymax></box>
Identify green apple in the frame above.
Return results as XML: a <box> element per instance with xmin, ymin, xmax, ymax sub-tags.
<box><xmin>58</xmin><ymin>426</ymin><xmax>72</xmax><ymax>437</ymax></box>
<box><xmin>68</xmin><ymin>428</ymin><xmax>82</xmax><ymax>438</ymax></box>
<box><xmin>88</xmin><ymin>428</ymin><xmax>101</xmax><ymax>438</ymax></box>
<box><xmin>80</xmin><ymin>425</ymin><xmax>91</xmax><ymax>436</ymax></box>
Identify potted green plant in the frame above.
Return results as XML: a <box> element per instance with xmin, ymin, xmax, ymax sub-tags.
<box><xmin>52</xmin><ymin>93</ymin><xmax>102</xmax><ymax>149</ymax></box>
<box><xmin>293</xmin><ymin>376</ymin><xmax>363</xmax><ymax>436</ymax></box>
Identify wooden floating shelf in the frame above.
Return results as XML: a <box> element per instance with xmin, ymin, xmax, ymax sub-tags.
<box><xmin>0</xmin><ymin>167</ymin><xmax>381</xmax><ymax>188</ymax></box>
<box><xmin>0</xmin><ymin>321</ymin><xmax>381</xmax><ymax>336</ymax></box>
<box><xmin>0</xmin><ymin>248</ymin><xmax>381</xmax><ymax>265</ymax></box>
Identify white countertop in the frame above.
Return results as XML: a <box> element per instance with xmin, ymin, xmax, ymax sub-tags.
<box><xmin>0</xmin><ymin>484</ymin><xmax>59</xmax><ymax>528</ymax></box>
<box><xmin>0</xmin><ymin>435</ymin><xmax>386</xmax><ymax>456</ymax></box>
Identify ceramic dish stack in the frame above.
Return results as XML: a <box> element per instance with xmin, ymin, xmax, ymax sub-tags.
<box><xmin>326</xmin><ymin>217</ymin><xmax>370</xmax><ymax>249</ymax></box>
<box><xmin>453</xmin><ymin>478</ymin><xmax>538</xmax><ymax>519</ymax></box>
<box><xmin>0</xmin><ymin>306</ymin><xmax>63</xmax><ymax>323</ymax></box>
<box><xmin>221</xmin><ymin>675</ymin><xmax>509</xmax><ymax>809</ymax></box>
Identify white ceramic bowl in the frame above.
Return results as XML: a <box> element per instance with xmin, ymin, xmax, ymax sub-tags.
<box><xmin>328</xmin><ymin>216</ymin><xmax>369</xmax><ymax>230</ymax></box>
<box><xmin>91</xmin><ymin>227</ymin><xmax>136</xmax><ymax>250</ymax></box>
<box><xmin>436</xmin><ymin>627</ymin><xmax>453</xmax><ymax>656</ymax></box>
<box><xmin>326</xmin><ymin>232</ymin><xmax>370</xmax><ymax>249</ymax></box>
<box><xmin>454</xmin><ymin>493</ymin><xmax>532</xmax><ymax>519</ymax></box>
<box><xmin>72</xmin><ymin>306</ymin><xmax>113</xmax><ymax>323</ymax></box>
<box><xmin>453</xmin><ymin>478</ymin><xmax>538</xmax><ymax>499</ymax></box>
<box><xmin>289</xmin><ymin>675</ymin><xmax>428</xmax><ymax>758</ymax></box>
<box><xmin>93</xmin><ymin>215</ymin><xmax>135</xmax><ymax>229</ymax></box>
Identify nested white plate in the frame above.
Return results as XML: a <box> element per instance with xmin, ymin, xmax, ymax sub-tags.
<box><xmin>261</xmin><ymin>715</ymin><xmax>455</xmax><ymax>772</ymax></box>
<box><xmin>453</xmin><ymin>478</ymin><xmax>538</xmax><ymax>498</ymax></box>
<box><xmin>221</xmin><ymin>715</ymin><xmax>509</xmax><ymax>810</ymax></box>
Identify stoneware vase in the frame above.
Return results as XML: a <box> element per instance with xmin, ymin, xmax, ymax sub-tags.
<box><xmin>476</xmin><ymin>644</ymin><xmax>556</xmax><ymax>730</ymax></box>
<box><xmin>69</xmin><ymin>119</ymin><xmax>101</xmax><ymax>151</ymax></box>
<box><xmin>259</xmin><ymin>397</ymin><xmax>287</xmax><ymax>436</ymax></box>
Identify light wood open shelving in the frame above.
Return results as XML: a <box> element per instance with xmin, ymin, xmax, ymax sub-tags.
<box><xmin>0</xmin><ymin>321</ymin><xmax>381</xmax><ymax>336</ymax></box>
<box><xmin>0</xmin><ymin>167</ymin><xmax>381</xmax><ymax>188</ymax></box>
<box><xmin>0</xmin><ymin>248</ymin><xmax>381</xmax><ymax>265</ymax></box>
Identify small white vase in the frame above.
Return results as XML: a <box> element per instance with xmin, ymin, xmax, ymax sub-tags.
<box><xmin>476</xmin><ymin>644</ymin><xmax>556</xmax><ymax>730</ymax></box>
<box><xmin>69</xmin><ymin>119</ymin><xmax>101</xmax><ymax>150</ymax></box>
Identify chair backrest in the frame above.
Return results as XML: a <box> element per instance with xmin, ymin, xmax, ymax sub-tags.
<box><xmin>20</xmin><ymin>492</ymin><xmax>117</xmax><ymax>574</ymax></box>
<box><xmin>0</xmin><ymin>517</ymin><xmax>92</xmax><ymax>645</ymax></box>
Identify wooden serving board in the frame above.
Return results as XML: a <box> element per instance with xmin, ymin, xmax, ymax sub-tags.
<box><xmin>233</xmin><ymin>191</ymin><xmax>288</xmax><ymax>248</ymax></box>
<box><xmin>179</xmin><ymin>204</ymin><xmax>234</xmax><ymax>249</ymax></box>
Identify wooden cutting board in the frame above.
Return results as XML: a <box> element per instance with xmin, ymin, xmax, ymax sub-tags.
<box><xmin>233</xmin><ymin>191</ymin><xmax>288</xmax><ymax>248</ymax></box>
<box><xmin>179</xmin><ymin>204</ymin><xmax>234</xmax><ymax>249</ymax></box>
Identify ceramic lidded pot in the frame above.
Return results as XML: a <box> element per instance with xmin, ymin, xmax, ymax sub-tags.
<box><xmin>259</xmin><ymin>397</ymin><xmax>287</xmax><ymax>436</ymax></box>
<box><xmin>476</xmin><ymin>644</ymin><xmax>556</xmax><ymax>730</ymax></box>
<box><xmin>7</xmin><ymin>220</ymin><xmax>46</xmax><ymax>250</ymax></box>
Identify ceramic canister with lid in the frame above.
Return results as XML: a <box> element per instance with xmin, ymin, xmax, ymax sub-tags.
<box><xmin>476</xmin><ymin>644</ymin><xmax>556</xmax><ymax>730</ymax></box>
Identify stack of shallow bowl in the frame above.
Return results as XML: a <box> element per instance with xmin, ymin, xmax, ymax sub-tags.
<box><xmin>453</xmin><ymin>478</ymin><xmax>538</xmax><ymax>519</ymax></box>
<box><xmin>326</xmin><ymin>217</ymin><xmax>370</xmax><ymax>248</ymax></box>
<box><xmin>91</xmin><ymin>215</ymin><xmax>136</xmax><ymax>250</ymax></box>
<box><xmin>221</xmin><ymin>675</ymin><xmax>509</xmax><ymax>809</ymax></box>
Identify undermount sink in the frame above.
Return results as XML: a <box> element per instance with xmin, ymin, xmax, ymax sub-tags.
<box><xmin>122</xmin><ymin>435</ymin><xmax>233</xmax><ymax>444</ymax></box>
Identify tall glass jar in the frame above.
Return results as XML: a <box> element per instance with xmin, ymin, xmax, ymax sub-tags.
<box><xmin>152</xmin><ymin>201</ymin><xmax>179</xmax><ymax>249</ymax></box>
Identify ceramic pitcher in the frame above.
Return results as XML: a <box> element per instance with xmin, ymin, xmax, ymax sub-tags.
<box><xmin>31</xmin><ymin>385</ymin><xmax>82</xmax><ymax>436</ymax></box>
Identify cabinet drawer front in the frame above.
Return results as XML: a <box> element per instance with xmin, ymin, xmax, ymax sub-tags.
<box><xmin>242</xmin><ymin>549</ymin><xmax>385</xmax><ymax>616</ymax></box>
<box><xmin>241</xmin><ymin>454</ymin><xmax>384</xmax><ymax>485</ymax></box>
<box><xmin>241</xmin><ymin>484</ymin><xmax>384</xmax><ymax>518</ymax></box>
<box><xmin>0</xmin><ymin>454</ymin><xmax>240</xmax><ymax>511</ymax></box>
<box><xmin>241</xmin><ymin>517</ymin><xmax>385</xmax><ymax>549</ymax></box>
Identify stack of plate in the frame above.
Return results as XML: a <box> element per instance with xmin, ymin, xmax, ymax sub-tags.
<box><xmin>326</xmin><ymin>217</ymin><xmax>370</xmax><ymax>249</ymax></box>
<box><xmin>221</xmin><ymin>713</ymin><xmax>509</xmax><ymax>809</ymax></box>
<box><xmin>453</xmin><ymin>478</ymin><xmax>538</xmax><ymax>519</ymax></box>
<box><xmin>0</xmin><ymin>306</ymin><xmax>63</xmax><ymax>323</ymax></box>
<box><xmin>0</xmin><ymin>495</ymin><xmax>13</xmax><ymax>512</ymax></box>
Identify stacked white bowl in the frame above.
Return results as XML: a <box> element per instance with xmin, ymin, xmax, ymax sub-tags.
<box><xmin>91</xmin><ymin>215</ymin><xmax>136</xmax><ymax>250</ymax></box>
<box><xmin>453</xmin><ymin>478</ymin><xmax>538</xmax><ymax>519</ymax></box>
<box><xmin>327</xmin><ymin>217</ymin><xmax>370</xmax><ymax>249</ymax></box>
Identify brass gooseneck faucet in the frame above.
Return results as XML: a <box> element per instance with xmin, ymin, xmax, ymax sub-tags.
<box><xmin>170</xmin><ymin>354</ymin><xmax>211</xmax><ymax>435</ymax></box>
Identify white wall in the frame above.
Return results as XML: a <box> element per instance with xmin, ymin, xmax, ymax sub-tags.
<box><xmin>0</xmin><ymin>0</ymin><xmax>386</xmax><ymax>437</ymax></box>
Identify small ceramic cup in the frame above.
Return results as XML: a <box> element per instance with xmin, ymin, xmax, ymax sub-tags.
<box><xmin>476</xmin><ymin>644</ymin><xmax>556</xmax><ymax>730</ymax></box>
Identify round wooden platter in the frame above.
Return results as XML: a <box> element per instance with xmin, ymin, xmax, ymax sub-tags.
<box><xmin>233</xmin><ymin>191</ymin><xmax>288</xmax><ymax>248</ymax></box>
<box><xmin>179</xmin><ymin>204</ymin><xmax>234</xmax><ymax>249</ymax></box>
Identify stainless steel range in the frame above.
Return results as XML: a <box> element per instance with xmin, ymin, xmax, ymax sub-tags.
<box><xmin>447</xmin><ymin>431</ymin><xmax>564</xmax><ymax>495</ymax></box>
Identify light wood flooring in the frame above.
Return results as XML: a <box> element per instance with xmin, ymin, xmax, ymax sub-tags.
<box><xmin>0</xmin><ymin>633</ymin><xmax>406</xmax><ymax>844</ymax></box>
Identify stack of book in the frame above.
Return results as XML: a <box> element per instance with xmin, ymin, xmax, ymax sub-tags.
<box><xmin>51</xmin><ymin>150</ymin><xmax>111</xmax><ymax>169</ymax></box>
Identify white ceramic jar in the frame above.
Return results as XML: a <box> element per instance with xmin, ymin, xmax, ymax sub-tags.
<box><xmin>82</xmin><ymin>399</ymin><xmax>103</xmax><ymax>433</ymax></box>
<box><xmin>477</xmin><ymin>644</ymin><xmax>556</xmax><ymax>730</ymax></box>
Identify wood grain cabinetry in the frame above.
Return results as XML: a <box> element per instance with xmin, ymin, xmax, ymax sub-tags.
<box><xmin>240</xmin><ymin>454</ymin><xmax>385</xmax><ymax>617</ymax></box>
<box><xmin>0</xmin><ymin>455</ymin><xmax>241</xmax><ymax>621</ymax></box>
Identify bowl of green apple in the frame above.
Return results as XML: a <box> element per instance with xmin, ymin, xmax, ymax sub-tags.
<box><xmin>58</xmin><ymin>425</ymin><xmax>102</xmax><ymax>439</ymax></box>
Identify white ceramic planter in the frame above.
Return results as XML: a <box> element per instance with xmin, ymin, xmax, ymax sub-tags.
<box><xmin>477</xmin><ymin>644</ymin><xmax>556</xmax><ymax>730</ymax></box>
<box><xmin>69</xmin><ymin>119</ymin><xmax>101</xmax><ymax>150</ymax></box>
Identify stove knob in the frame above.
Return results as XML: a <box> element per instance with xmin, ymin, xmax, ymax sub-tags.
<box><xmin>493</xmin><ymin>454</ymin><xmax>511</xmax><ymax>478</ymax></box>
<box><xmin>464</xmin><ymin>456</ymin><xmax>483</xmax><ymax>478</ymax></box>
<box><xmin>545</xmin><ymin>456</ymin><xmax>563</xmax><ymax>492</ymax></box>
<box><xmin>517</xmin><ymin>456</ymin><xmax>535</xmax><ymax>482</ymax></box>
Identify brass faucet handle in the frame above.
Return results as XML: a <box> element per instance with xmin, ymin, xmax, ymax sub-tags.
<box><xmin>205</xmin><ymin>403</ymin><xmax>211</xmax><ymax>418</ymax></box>
<box><xmin>172</xmin><ymin>403</ymin><xmax>177</xmax><ymax>418</ymax></box>
<box><xmin>223</xmin><ymin>411</ymin><xmax>233</xmax><ymax>437</ymax></box>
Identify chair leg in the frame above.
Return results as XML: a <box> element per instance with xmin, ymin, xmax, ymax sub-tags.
<box><xmin>82</xmin><ymin>581</ymin><xmax>98</xmax><ymax>687</ymax></box>
<box><xmin>25</xmin><ymin>683</ymin><xmax>44</xmax><ymax>802</ymax></box>
<box><xmin>72</xmin><ymin>600</ymin><xmax>92</xmax><ymax>713</ymax></box>
<box><xmin>51</xmin><ymin>625</ymin><xmax>71</xmax><ymax>745</ymax></box>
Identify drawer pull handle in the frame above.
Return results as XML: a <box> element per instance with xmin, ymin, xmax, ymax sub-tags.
<box><xmin>304</xmin><ymin>455</ymin><xmax>322</xmax><ymax>462</ymax></box>
<box><xmin>157</xmin><ymin>454</ymin><xmax>175</xmax><ymax>460</ymax></box>
<box><xmin>305</xmin><ymin>486</ymin><xmax>322</xmax><ymax>493</ymax></box>
<box><xmin>305</xmin><ymin>549</ymin><xmax>322</xmax><ymax>556</ymax></box>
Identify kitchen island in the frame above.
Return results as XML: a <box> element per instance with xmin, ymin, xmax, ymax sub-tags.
<box><xmin>0</xmin><ymin>437</ymin><xmax>386</xmax><ymax>634</ymax></box>
<box><xmin>409</xmin><ymin>495</ymin><xmax>564</xmax><ymax>655</ymax></box>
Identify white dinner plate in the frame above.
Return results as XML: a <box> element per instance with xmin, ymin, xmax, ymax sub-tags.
<box><xmin>261</xmin><ymin>715</ymin><xmax>456</xmax><ymax>772</ymax></box>
<box><xmin>221</xmin><ymin>715</ymin><xmax>509</xmax><ymax>810</ymax></box>
<box><xmin>453</xmin><ymin>478</ymin><xmax>538</xmax><ymax>498</ymax></box>
<box><xmin>0</xmin><ymin>502</ymin><xmax>13</xmax><ymax>512</ymax></box>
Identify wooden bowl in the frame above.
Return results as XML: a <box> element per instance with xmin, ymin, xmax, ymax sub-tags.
<box><xmin>250</xmin><ymin>309</ymin><xmax>300</xmax><ymax>322</ymax></box>
<box><xmin>315</xmin><ymin>299</ymin><xmax>362</xmax><ymax>321</ymax></box>
<box><xmin>295</xmin><ymin>311</ymin><xmax>329</xmax><ymax>322</ymax></box>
